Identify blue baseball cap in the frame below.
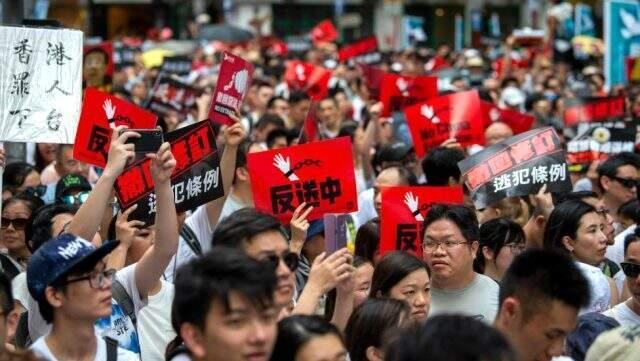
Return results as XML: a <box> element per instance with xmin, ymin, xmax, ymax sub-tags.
<box><xmin>27</xmin><ymin>234</ymin><xmax>120</xmax><ymax>303</ymax></box>
<box><xmin>306</xmin><ymin>220</ymin><xmax>325</xmax><ymax>241</ymax></box>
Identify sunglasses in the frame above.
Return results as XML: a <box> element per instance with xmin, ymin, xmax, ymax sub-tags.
<box><xmin>1</xmin><ymin>217</ymin><xmax>29</xmax><ymax>231</ymax></box>
<box><xmin>20</xmin><ymin>185</ymin><xmax>47</xmax><ymax>198</ymax></box>
<box><xmin>621</xmin><ymin>262</ymin><xmax>640</xmax><ymax>279</ymax></box>
<box><xmin>60</xmin><ymin>191</ymin><xmax>90</xmax><ymax>205</ymax></box>
<box><xmin>264</xmin><ymin>252</ymin><xmax>299</xmax><ymax>272</ymax></box>
<box><xmin>611</xmin><ymin>176</ymin><xmax>639</xmax><ymax>189</ymax></box>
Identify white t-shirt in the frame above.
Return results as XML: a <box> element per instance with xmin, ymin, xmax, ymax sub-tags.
<box><xmin>20</xmin><ymin>265</ymin><xmax>146</xmax><ymax>355</ymax></box>
<box><xmin>138</xmin><ymin>281</ymin><xmax>176</xmax><ymax>361</ymax></box>
<box><xmin>163</xmin><ymin>206</ymin><xmax>214</xmax><ymax>282</ymax></box>
<box><xmin>604</xmin><ymin>300</ymin><xmax>640</xmax><ymax>327</ymax></box>
<box><xmin>30</xmin><ymin>334</ymin><xmax>138</xmax><ymax>361</ymax></box>
<box><xmin>576</xmin><ymin>262</ymin><xmax>611</xmax><ymax>314</ymax></box>
<box><xmin>606</xmin><ymin>225</ymin><xmax>635</xmax><ymax>266</ymax></box>
<box><xmin>354</xmin><ymin>188</ymin><xmax>376</xmax><ymax>226</ymax></box>
<box><xmin>219</xmin><ymin>193</ymin><xmax>248</xmax><ymax>223</ymax></box>
<box><xmin>429</xmin><ymin>273</ymin><xmax>499</xmax><ymax>323</ymax></box>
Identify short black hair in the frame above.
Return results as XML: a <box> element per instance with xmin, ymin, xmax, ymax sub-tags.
<box><xmin>0</xmin><ymin>272</ymin><xmax>14</xmax><ymax>315</ymax></box>
<box><xmin>267</xmin><ymin>96</ymin><xmax>287</xmax><ymax>109</ymax></box>
<box><xmin>385</xmin><ymin>315</ymin><xmax>517</xmax><ymax>361</ymax></box>
<box><xmin>499</xmin><ymin>249</ymin><xmax>590</xmax><ymax>320</ymax></box>
<box><xmin>421</xmin><ymin>147</ymin><xmax>465</xmax><ymax>186</ymax></box>
<box><xmin>543</xmin><ymin>200</ymin><xmax>596</xmax><ymax>256</ymax></box>
<box><xmin>354</xmin><ymin>218</ymin><xmax>380</xmax><ymax>265</ymax></box>
<box><xmin>624</xmin><ymin>227</ymin><xmax>640</xmax><ymax>256</ymax></box>
<box><xmin>370</xmin><ymin>251</ymin><xmax>429</xmax><ymax>298</ymax></box>
<box><xmin>618</xmin><ymin>199</ymin><xmax>639</xmax><ymax>221</ymax></box>
<box><xmin>474</xmin><ymin>218</ymin><xmax>525</xmax><ymax>274</ymax></box>
<box><xmin>28</xmin><ymin>204</ymin><xmax>77</xmax><ymax>253</ymax></box>
<box><xmin>289</xmin><ymin>90</ymin><xmax>310</xmax><ymax>104</ymax></box>
<box><xmin>345</xmin><ymin>298</ymin><xmax>410</xmax><ymax>361</ymax></box>
<box><xmin>597</xmin><ymin>152</ymin><xmax>640</xmax><ymax>191</ymax></box>
<box><xmin>338</xmin><ymin>121</ymin><xmax>359</xmax><ymax>142</ymax></box>
<box><xmin>226</xmin><ymin>139</ymin><xmax>254</xmax><ymax>185</ymax></box>
<box><xmin>555</xmin><ymin>191</ymin><xmax>598</xmax><ymax>205</ymax></box>
<box><xmin>271</xmin><ymin>315</ymin><xmax>344</xmax><ymax>361</ymax></box>
<box><xmin>266</xmin><ymin>128</ymin><xmax>290</xmax><ymax>149</ymax></box>
<box><xmin>423</xmin><ymin>204</ymin><xmax>480</xmax><ymax>242</ymax></box>
<box><xmin>256</xmin><ymin>114</ymin><xmax>285</xmax><ymax>131</ymax></box>
<box><xmin>172</xmin><ymin>247</ymin><xmax>276</xmax><ymax>333</ymax></box>
<box><xmin>212</xmin><ymin>208</ymin><xmax>287</xmax><ymax>249</ymax></box>
<box><xmin>3</xmin><ymin>162</ymin><xmax>37</xmax><ymax>192</ymax></box>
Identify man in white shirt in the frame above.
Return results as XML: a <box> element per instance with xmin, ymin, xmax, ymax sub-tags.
<box><xmin>605</xmin><ymin>231</ymin><xmax>640</xmax><ymax>326</ymax></box>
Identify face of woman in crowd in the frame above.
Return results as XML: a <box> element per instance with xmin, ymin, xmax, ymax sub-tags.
<box><xmin>388</xmin><ymin>268</ymin><xmax>430</xmax><ymax>323</ymax></box>
<box><xmin>352</xmin><ymin>262</ymin><xmax>374</xmax><ymax>308</ymax></box>
<box><xmin>19</xmin><ymin>170</ymin><xmax>41</xmax><ymax>192</ymax></box>
<box><xmin>1</xmin><ymin>201</ymin><xmax>31</xmax><ymax>254</ymax></box>
<box><xmin>563</xmin><ymin>212</ymin><xmax>608</xmax><ymax>266</ymax></box>
<box><xmin>295</xmin><ymin>333</ymin><xmax>347</xmax><ymax>361</ymax></box>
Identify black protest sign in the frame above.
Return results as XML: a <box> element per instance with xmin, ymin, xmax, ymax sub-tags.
<box><xmin>146</xmin><ymin>73</ymin><xmax>202</xmax><ymax>116</ymax></box>
<box><xmin>567</xmin><ymin>122</ymin><xmax>637</xmax><ymax>168</ymax></box>
<box><xmin>458</xmin><ymin>127</ymin><xmax>572</xmax><ymax>209</ymax></box>
<box><xmin>114</xmin><ymin>120</ymin><xmax>224</xmax><ymax>223</ymax></box>
<box><xmin>161</xmin><ymin>55</ymin><xmax>192</xmax><ymax>76</ymax></box>
<box><xmin>113</xmin><ymin>42</ymin><xmax>139</xmax><ymax>69</ymax></box>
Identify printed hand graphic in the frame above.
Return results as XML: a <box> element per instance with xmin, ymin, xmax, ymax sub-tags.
<box><xmin>274</xmin><ymin>153</ymin><xmax>299</xmax><ymax>181</ymax></box>
<box><xmin>404</xmin><ymin>192</ymin><xmax>424</xmax><ymax>221</ymax></box>
<box><xmin>421</xmin><ymin>105</ymin><xmax>439</xmax><ymax>124</ymax></box>
<box><xmin>103</xmin><ymin>99</ymin><xmax>116</xmax><ymax>120</ymax></box>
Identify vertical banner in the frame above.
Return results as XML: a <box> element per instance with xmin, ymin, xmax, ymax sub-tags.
<box><xmin>0</xmin><ymin>26</ymin><xmax>83</xmax><ymax>143</ymax></box>
<box><xmin>379</xmin><ymin>186</ymin><xmax>464</xmax><ymax>258</ymax></box>
<box><xmin>575</xmin><ymin>4</ymin><xmax>596</xmax><ymax>37</ymax></box>
<box><xmin>247</xmin><ymin>137</ymin><xmax>358</xmax><ymax>224</ymax></box>
<box><xmin>604</xmin><ymin>0</ymin><xmax>640</xmax><ymax>88</ymax></box>
<box><xmin>458</xmin><ymin>127</ymin><xmax>572</xmax><ymax>209</ymax></box>
<box><xmin>208</xmin><ymin>51</ymin><xmax>254</xmax><ymax>126</ymax></box>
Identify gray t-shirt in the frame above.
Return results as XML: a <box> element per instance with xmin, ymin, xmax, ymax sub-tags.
<box><xmin>429</xmin><ymin>273</ymin><xmax>499</xmax><ymax>323</ymax></box>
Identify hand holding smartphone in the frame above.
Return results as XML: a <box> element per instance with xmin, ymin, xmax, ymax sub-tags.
<box><xmin>121</xmin><ymin>128</ymin><xmax>164</xmax><ymax>153</ymax></box>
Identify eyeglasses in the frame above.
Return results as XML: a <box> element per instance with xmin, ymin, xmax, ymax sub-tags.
<box><xmin>621</xmin><ymin>262</ymin><xmax>640</xmax><ymax>279</ymax></box>
<box><xmin>64</xmin><ymin>269</ymin><xmax>116</xmax><ymax>289</ymax></box>
<box><xmin>506</xmin><ymin>243</ymin><xmax>526</xmax><ymax>254</ymax></box>
<box><xmin>1</xmin><ymin>217</ymin><xmax>29</xmax><ymax>231</ymax></box>
<box><xmin>422</xmin><ymin>239</ymin><xmax>469</xmax><ymax>252</ymax></box>
<box><xmin>264</xmin><ymin>252</ymin><xmax>299</xmax><ymax>272</ymax></box>
<box><xmin>611</xmin><ymin>176</ymin><xmax>640</xmax><ymax>189</ymax></box>
<box><xmin>60</xmin><ymin>191</ymin><xmax>90</xmax><ymax>205</ymax></box>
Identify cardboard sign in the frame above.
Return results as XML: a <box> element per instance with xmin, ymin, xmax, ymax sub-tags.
<box><xmin>147</xmin><ymin>73</ymin><xmax>202</xmax><ymax>117</ymax></box>
<box><xmin>208</xmin><ymin>51</ymin><xmax>254</xmax><ymax>126</ymax></box>
<box><xmin>114</xmin><ymin>120</ymin><xmax>224</xmax><ymax>223</ymax></box>
<box><xmin>0</xmin><ymin>26</ymin><xmax>83</xmax><ymax>143</ymax></box>
<box><xmin>405</xmin><ymin>90</ymin><xmax>484</xmax><ymax>158</ymax></box>
<box><xmin>338</xmin><ymin>36</ymin><xmax>380</xmax><ymax>64</ymax></box>
<box><xmin>567</xmin><ymin>122</ymin><xmax>637</xmax><ymax>167</ymax></box>
<box><xmin>74</xmin><ymin>88</ymin><xmax>158</xmax><ymax>168</ymax></box>
<box><xmin>481</xmin><ymin>102</ymin><xmax>534</xmax><ymax>135</ymax></box>
<box><xmin>458</xmin><ymin>127</ymin><xmax>572</xmax><ymax>209</ymax></box>
<box><xmin>83</xmin><ymin>42</ymin><xmax>114</xmax><ymax>93</ymax></box>
<box><xmin>160</xmin><ymin>55</ymin><xmax>192</xmax><ymax>76</ymax></box>
<box><xmin>284</xmin><ymin>61</ymin><xmax>332</xmax><ymax>101</ymax></box>
<box><xmin>379</xmin><ymin>186</ymin><xmax>464</xmax><ymax>258</ymax></box>
<box><xmin>297</xmin><ymin>101</ymin><xmax>319</xmax><ymax>144</ymax></box>
<box><xmin>379</xmin><ymin>73</ymin><xmax>438</xmax><ymax>116</ymax></box>
<box><xmin>247</xmin><ymin>137</ymin><xmax>357</xmax><ymax>224</ymax></box>
<box><xmin>563</xmin><ymin>96</ymin><xmax>626</xmax><ymax>127</ymax></box>
<box><xmin>311</xmin><ymin>20</ymin><xmax>338</xmax><ymax>44</ymax></box>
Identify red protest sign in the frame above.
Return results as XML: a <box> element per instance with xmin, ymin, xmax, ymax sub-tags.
<box><xmin>247</xmin><ymin>137</ymin><xmax>357</xmax><ymax>224</ymax></box>
<box><xmin>73</xmin><ymin>88</ymin><xmax>158</xmax><ymax>168</ymax></box>
<box><xmin>208</xmin><ymin>51</ymin><xmax>254</xmax><ymax>126</ymax></box>
<box><xmin>405</xmin><ymin>90</ymin><xmax>484</xmax><ymax>158</ymax></box>
<box><xmin>298</xmin><ymin>101</ymin><xmax>319</xmax><ymax>144</ymax></box>
<box><xmin>379</xmin><ymin>73</ymin><xmax>438</xmax><ymax>116</ymax></box>
<box><xmin>481</xmin><ymin>102</ymin><xmax>534</xmax><ymax>135</ymax></box>
<box><xmin>284</xmin><ymin>61</ymin><xmax>331</xmax><ymax>100</ymax></box>
<box><xmin>563</xmin><ymin>96</ymin><xmax>626</xmax><ymax>127</ymax></box>
<box><xmin>379</xmin><ymin>186</ymin><xmax>464</xmax><ymax>258</ymax></box>
<box><xmin>311</xmin><ymin>20</ymin><xmax>338</xmax><ymax>44</ymax></box>
<box><xmin>357</xmin><ymin>64</ymin><xmax>386</xmax><ymax>100</ymax></box>
<box><xmin>338</xmin><ymin>36</ymin><xmax>379</xmax><ymax>62</ymax></box>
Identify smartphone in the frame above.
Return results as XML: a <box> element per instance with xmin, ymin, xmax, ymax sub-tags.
<box><xmin>123</xmin><ymin>129</ymin><xmax>163</xmax><ymax>153</ymax></box>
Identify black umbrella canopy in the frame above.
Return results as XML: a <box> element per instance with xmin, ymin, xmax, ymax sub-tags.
<box><xmin>198</xmin><ymin>23</ymin><xmax>254</xmax><ymax>43</ymax></box>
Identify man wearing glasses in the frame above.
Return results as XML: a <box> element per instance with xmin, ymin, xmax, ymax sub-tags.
<box><xmin>597</xmin><ymin>152</ymin><xmax>640</xmax><ymax>230</ymax></box>
<box><xmin>422</xmin><ymin>204</ymin><xmax>499</xmax><ymax>323</ymax></box>
<box><xmin>604</xmin><ymin>230</ymin><xmax>640</xmax><ymax>326</ymax></box>
<box><xmin>26</xmin><ymin>234</ymin><xmax>137</xmax><ymax>360</ymax></box>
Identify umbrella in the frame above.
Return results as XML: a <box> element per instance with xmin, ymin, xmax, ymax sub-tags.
<box><xmin>198</xmin><ymin>23</ymin><xmax>254</xmax><ymax>43</ymax></box>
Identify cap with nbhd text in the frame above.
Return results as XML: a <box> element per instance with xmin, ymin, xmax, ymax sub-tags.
<box><xmin>26</xmin><ymin>234</ymin><xmax>119</xmax><ymax>303</ymax></box>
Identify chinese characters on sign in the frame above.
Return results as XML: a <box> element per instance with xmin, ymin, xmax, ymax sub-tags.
<box><xmin>208</xmin><ymin>52</ymin><xmax>254</xmax><ymax>126</ymax></box>
<box><xmin>458</xmin><ymin>127</ymin><xmax>572</xmax><ymax>209</ymax></box>
<box><xmin>147</xmin><ymin>74</ymin><xmax>203</xmax><ymax>118</ymax></box>
<box><xmin>0</xmin><ymin>26</ymin><xmax>82</xmax><ymax>143</ymax></box>
<box><xmin>379</xmin><ymin>73</ymin><xmax>438</xmax><ymax>117</ymax></box>
<box><xmin>563</xmin><ymin>96</ymin><xmax>626</xmax><ymax>127</ymax></box>
<box><xmin>566</xmin><ymin>123</ymin><xmax>636</xmax><ymax>167</ymax></box>
<box><xmin>247</xmin><ymin>137</ymin><xmax>358</xmax><ymax>224</ymax></box>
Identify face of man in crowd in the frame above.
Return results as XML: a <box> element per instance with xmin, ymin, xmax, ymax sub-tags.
<box><xmin>318</xmin><ymin>99</ymin><xmax>340</xmax><ymax>129</ymax></box>
<box><xmin>603</xmin><ymin>165</ymin><xmax>640</xmax><ymax>205</ymax></box>
<box><xmin>290</xmin><ymin>100</ymin><xmax>311</xmax><ymax>126</ymax></box>
<box><xmin>56</xmin><ymin>146</ymin><xmax>90</xmax><ymax>179</ymax></box>
<box><xmin>624</xmin><ymin>240</ymin><xmax>640</xmax><ymax>310</ymax></box>
<box><xmin>84</xmin><ymin>51</ymin><xmax>108</xmax><ymax>85</ymax></box>
<box><xmin>256</xmin><ymin>86</ymin><xmax>274</xmax><ymax>113</ymax></box>
<box><xmin>270</xmin><ymin>99</ymin><xmax>290</xmax><ymax>121</ymax></box>
<box><xmin>423</xmin><ymin>219</ymin><xmax>477</xmax><ymax>287</ymax></box>
<box><xmin>373</xmin><ymin>168</ymin><xmax>404</xmax><ymax>215</ymax></box>
<box><xmin>498</xmin><ymin>298</ymin><xmax>578</xmax><ymax>361</ymax></box>
<box><xmin>485</xmin><ymin>122</ymin><xmax>514</xmax><ymax>146</ymax></box>
<box><xmin>243</xmin><ymin>230</ymin><xmax>295</xmax><ymax>309</ymax></box>
<box><xmin>195</xmin><ymin>292</ymin><xmax>277</xmax><ymax>361</ymax></box>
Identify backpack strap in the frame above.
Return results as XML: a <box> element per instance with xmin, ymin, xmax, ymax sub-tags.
<box><xmin>180</xmin><ymin>224</ymin><xmax>202</xmax><ymax>256</ymax></box>
<box><xmin>104</xmin><ymin>336</ymin><xmax>118</xmax><ymax>361</ymax></box>
<box><xmin>112</xmin><ymin>279</ymin><xmax>136</xmax><ymax>329</ymax></box>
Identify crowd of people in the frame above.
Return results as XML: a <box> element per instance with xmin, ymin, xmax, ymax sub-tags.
<box><xmin>2</xmin><ymin>2</ymin><xmax>640</xmax><ymax>361</ymax></box>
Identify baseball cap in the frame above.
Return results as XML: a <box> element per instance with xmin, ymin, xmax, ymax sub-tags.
<box><xmin>55</xmin><ymin>173</ymin><xmax>92</xmax><ymax>200</ymax></box>
<box><xmin>566</xmin><ymin>312</ymin><xmax>620</xmax><ymax>361</ymax></box>
<box><xmin>500</xmin><ymin>87</ymin><xmax>526</xmax><ymax>108</ymax></box>
<box><xmin>306</xmin><ymin>220</ymin><xmax>325</xmax><ymax>241</ymax></box>
<box><xmin>585</xmin><ymin>325</ymin><xmax>640</xmax><ymax>361</ymax></box>
<box><xmin>27</xmin><ymin>234</ymin><xmax>120</xmax><ymax>303</ymax></box>
<box><xmin>377</xmin><ymin>142</ymin><xmax>414</xmax><ymax>163</ymax></box>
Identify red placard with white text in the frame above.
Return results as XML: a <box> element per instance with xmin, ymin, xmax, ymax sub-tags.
<box><xmin>481</xmin><ymin>102</ymin><xmax>534</xmax><ymax>135</ymax></box>
<box><xmin>73</xmin><ymin>87</ymin><xmax>158</xmax><ymax>168</ymax></box>
<box><xmin>338</xmin><ymin>36</ymin><xmax>380</xmax><ymax>63</ymax></box>
<box><xmin>563</xmin><ymin>96</ymin><xmax>626</xmax><ymax>127</ymax></box>
<box><xmin>247</xmin><ymin>137</ymin><xmax>357</xmax><ymax>224</ymax></box>
<box><xmin>208</xmin><ymin>51</ymin><xmax>254</xmax><ymax>126</ymax></box>
<box><xmin>405</xmin><ymin>90</ymin><xmax>484</xmax><ymax>158</ymax></box>
<box><xmin>379</xmin><ymin>73</ymin><xmax>438</xmax><ymax>116</ymax></box>
<box><xmin>380</xmin><ymin>186</ymin><xmax>464</xmax><ymax>258</ymax></box>
<box><xmin>284</xmin><ymin>61</ymin><xmax>332</xmax><ymax>100</ymax></box>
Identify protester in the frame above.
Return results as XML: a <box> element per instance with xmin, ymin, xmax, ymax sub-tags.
<box><xmin>354</xmin><ymin>218</ymin><xmax>381</xmax><ymax>265</ymax></box>
<box><xmin>597</xmin><ymin>153</ymin><xmax>640</xmax><ymax>229</ymax></box>
<box><xmin>2</xmin><ymin>164</ymin><xmax>40</xmax><ymax>200</ymax></box>
<box><xmin>473</xmin><ymin>218</ymin><xmax>526</xmax><ymax>282</ymax></box>
<box><xmin>270</xmin><ymin>315</ymin><xmax>347</xmax><ymax>361</ymax></box>
<box><xmin>422</xmin><ymin>204</ymin><xmax>499</xmax><ymax>322</ymax></box>
<box><xmin>370</xmin><ymin>251</ymin><xmax>430</xmax><ymax>323</ymax></box>
<box><xmin>0</xmin><ymin>195</ymin><xmax>42</xmax><ymax>280</ymax></box>
<box><xmin>604</xmin><ymin>229</ymin><xmax>640</xmax><ymax>326</ymax></box>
